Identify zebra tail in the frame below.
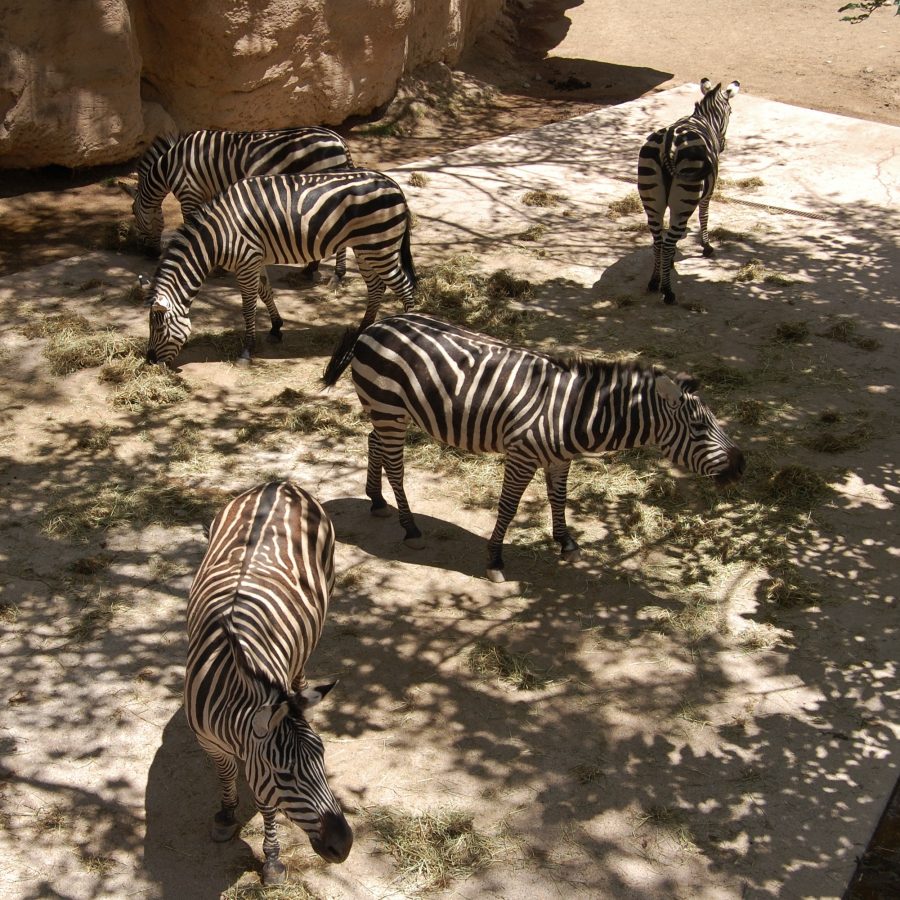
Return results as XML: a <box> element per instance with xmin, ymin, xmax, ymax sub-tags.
<box><xmin>322</xmin><ymin>325</ymin><xmax>362</xmax><ymax>386</ymax></box>
<box><xmin>401</xmin><ymin>211</ymin><xmax>417</xmax><ymax>291</ymax></box>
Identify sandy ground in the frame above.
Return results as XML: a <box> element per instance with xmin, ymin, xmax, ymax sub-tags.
<box><xmin>1</xmin><ymin>3</ymin><xmax>899</xmax><ymax>899</ymax></box>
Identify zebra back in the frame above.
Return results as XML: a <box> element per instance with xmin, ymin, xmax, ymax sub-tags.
<box><xmin>187</xmin><ymin>481</ymin><xmax>335</xmax><ymax>705</ymax></box>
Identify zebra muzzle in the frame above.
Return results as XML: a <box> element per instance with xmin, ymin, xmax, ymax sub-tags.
<box><xmin>310</xmin><ymin>810</ymin><xmax>353</xmax><ymax>863</ymax></box>
<box><xmin>714</xmin><ymin>446</ymin><xmax>745</xmax><ymax>486</ymax></box>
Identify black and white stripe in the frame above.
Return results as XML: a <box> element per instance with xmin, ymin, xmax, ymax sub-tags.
<box><xmin>324</xmin><ymin>314</ymin><xmax>744</xmax><ymax>582</ymax></box>
<box><xmin>143</xmin><ymin>169</ymin><xmax>416</xmax><ymax>365</ymax></box>
<box><xmin>125</xmin><ymin>127</ymin><xmax>353</xmax><ymax>250</ymax></box>
<box><xmin>185</xmin><ymin>481</ymin><xmax>352</xmax><ymax>886</ymax></box>
<box><xmin>638</xmin><ymin>79</ymin><xmax>740</xmax><ymax>304</ymax></box>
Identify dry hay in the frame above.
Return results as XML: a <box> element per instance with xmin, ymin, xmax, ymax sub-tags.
<box><xmin>467</xmin><ymin>641</ymin><xmax>551</xmax><ymax>691</ymax></box>
<box><xmin>607</xmin><ymin>190</ymin><xmax>643</xmax><ymax>219</ymax></box>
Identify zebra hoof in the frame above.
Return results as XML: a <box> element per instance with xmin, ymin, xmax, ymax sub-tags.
<box><xmin>210</xmin><ymin>819</ymin><xmax>239</xmax><ymax>843</ymax></box>
<box><xmin>486</xmin><ymin>567</ymin><xmax>506</xmax><ymax>584</ymax></box>
<box><xmin>662</xmin><ymin>292</ymin><xmax>677</xmax><ymax>305</ymax></box>
<box><xmin>561</xmin><ymin>547</ymin><xmax>581</xmax><ymax>563</ymax></box>
<box><xmin>262</xmin><ymin>859</ymin><xmax>287</xmax><ymax>886</ymax></box>
<box><xmin>404</xmin><ymin>535</ymin><xmax>426</xmax><ymax>550</ymax></box>
<box><xmin>702</xmin><ymin>244</ymin><xmax>716</xmax><ymax>258</ymax></box>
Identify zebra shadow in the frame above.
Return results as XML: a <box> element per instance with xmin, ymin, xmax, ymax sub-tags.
<box><xmin>143</xmin><ymin>707</ymin><xmax>260</xmax><ymax>898</ymax></box>
<box><xmin>324</xmin><ymin>497</ymin><xmax>494</xmax><ymax>579</ymax></box>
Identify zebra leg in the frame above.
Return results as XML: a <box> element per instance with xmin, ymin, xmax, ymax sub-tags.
<box><xmin>236</xmin><ymin>262</ymin><xmax>264</xmax><ymax>361</ymax></box>
<box><xmin>486</xmin><ymin>455</ymin><xmax>538</xmax><ymax>583</ymax></box>
<box><xmin>206</xmin><ymin>747</ymin><xmax>240</xmax><ymax>842</ymax></box>
<box><xmin>260</xmin><ymin>806</ymin><xmax>287</xmax><ymax>885</ymax></box>
<box><xmin>648</xmin><ymin>233</ymin><xmax>663</xmax><ymax>293</ymax></box>
<box><xmin>328</xmin><ymin>248</ymin><xmax>348</xmax><ymax>290</ymax></box>
<box><xmin>545</xmin><ymin>462</ymin><xmax>580</xmax><ymax>562</ymax></box>
<box><xmin>660</xmin><ymin>185</ymin><xmax>701</xmax><ymax>305</ymax></box>
<box><xmin>375</xmin><ymin>416</ymin><xmax>422</xmax><ymax>548</ymax></box>
<box><xmin>258</xmin><ymin>270</ymin><xmax>284</xmax><ymax>343</ymax></box>
<box><xmin>698</xmin><ymin>198</ymin><xmax>715</xmax><ymax>257</ymax></box>
<box><xmin>383</xmin><ymin>264</ymin><xmax>416</xmax><ymax>313</ymax></box>
<box><xmin>357</xmin><ymin>261</ymin><xmax>386</xmax><ymax>328</ymax></box>
<box><xmin>366</xmin><ymin>429</ymin><xmax>392</xmax><ymax>518</ymax></box>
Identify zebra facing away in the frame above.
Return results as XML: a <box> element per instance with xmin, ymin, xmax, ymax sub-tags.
<box><xmin>324</xmin><ymin>314</ymin><xmax>744</xmax><ymax>583</ymax></box>
<box><xmin>140</xmin><ymin>169</ymin><xmax>416</xmax><ymax>365</ymax></box>
<box><xmin>638</xmin><ymin>79</ymin><xmax>740</xmax><ymax>305</ymax></box>
<box><xmin>120</xmin><ymin>127</ymin><xmax>353</xmax><ymax>251</ymax></box>
<box><xmin>186</xmin><ymin>481</ymin><xmax>352</xmax><ymax>885</ymax></box>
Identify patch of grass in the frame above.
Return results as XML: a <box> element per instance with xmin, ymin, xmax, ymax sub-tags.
<box><xmin>406</xmin><ymin>437</ymin><xmax>504</xmax><ymax>508</ymax></box>
<box><xmin>728</xmin><ymin>398</ymin><xmax>767</xmax><ymax>426</ymax></box>
<box><xmin>773</xmin><ymin>321</ymin><xmax>809</xmax><ymax>344</ymax></box>
<box><xmin>35</xmin><ymin>803</ymin><xmax>70</xmax><ymax>834</ymax></box>
<box><xmin>280</xmin><ymin>402</ymin><xmax>366</xmax><ymax>440</ymax></box>
<box><xmin>521</xmin><ymin>189</ymin><xmax>562</xmax><ymax>207</ymax></box>
<box><xmin>764</xmin><ymin>569</ymin><xmax>825</xmax><ymax>608</ymax></box>
<box><xmin>570</xmin><ymin>761</ymin><xmax>607</xmax><ymax>784</ymax></box>
<box><xmin>100</xmin><ymin>356</ymin><xmax>189</xmax><ymax>410</ymax></box>
<box><xmin>171</xmin><ymin>426</ymin><xmax>204</xmax><ymax>462</ymax></box>
<box><xmin>714</xmin><ymin>176</ymin><xmax>765</xmax><ymax>200</ymax></box>
<box><xmin>38</xmin><ymin>321</ymin><xmax>143</xmax><ymax>376</ymax></box>
<box><xmin>356</xmin><ymin>121</ymin><xmax>400</xmax><ymax>138</ymax></box>
<box><xmin>98</xmin><ymin>219</ymin><xmax>154</xmax><ymax>254</ymax></box>
<box><xmin>763</xmin><ymin>465</ymin><xmax>835</xmax><ymax>508</ymax></box>
<box><xmin>222</xmin><ymin>882</ymin><xmax>321</xmax><ymax>900</ymax></box>
<box><xmin>607</xmin><ymin>190</ymin><xmax>643</xmax><ymax>218</ymax></box>
<box><xmin>42</xmin><ymin>481</ymin><xmax>231</xmax><ymax>539</ymax></box>
<box><xmin>366</xmin><ymin>805</ymin><xmax>500</xmax><ymax>891</ymax></box>
<box><xmin>819</xmin><ymin>317</ymin><xmax>881</xmax><ymax>351</ymax></box>
<box><xmin>801</xmin><ymin>423</ymin><xmax>872</xmax><ymax>454</ymax></box>
<box><xmin>633</xmin><ymin>805</ymin><xmax>698</xmax><ymax>854</ymax></box>
<box><xmin>467</xmin><ymin>641</ymin><xmax>550</xmax><ymax>690</ymax></box>
<box><xmin>79</xmin><ymin>854</ymin><xmax>116</xmax><ymax>875</ymax></box>
<box><xmin>70</xmin><ymin>553</ymin><xmax>113</xmax><ymax>576</ymax></box>
<box><xmin>518</xmin><ymin>223</ymin><xmax>548</xmax><ymax>242</ymax></box>
<box><xmin>416</xmin><ymin>257</ymin><xmax>533</xmax><ymax>342</ymax></box>
<box><xmin>690</xmin><ymin>359</ymin><xmax>751</xmax><ymax>392</ymax></box>
<box><xmin>66</xmin><ymin>592</ymin><xmax>129</xmax><ymax>642</ymax></box>
<box><xmin>408</xmin><ymin>171</ymin><xmax>429</xmax><ymax>188</ymax></box>
<box><xmin>0</xmin><ymin>602</ymin><xmax>19</xmax><ymax>624</ymax></box>
<box><xmin>708</xmin><ymin>226</ymin><xmax>750</xmax><ymax>243</ymax></box>
<box><xmin>738</xmin><ymin>622</ymin><xmax>782</xmax><ymax>651</ymax></box>
<box><xmin>74</xmin><ymin>424</ymin><xmax>115</xmax><ymax>452</ymax></box>
<box><xmin>620</xmin><ymin>221</ymin><xmax>651</xmax><ymax>235</ymax></box>
<box><xmin>183</xmin><ymin>328</ymin><xmax>244</xmax><ymax>362</ymax></box>
<box><xmin>643</xmin><ymin>594</ymin><xmax>729</xmax><ymax>643</ymax></box>
<box><xmin>734</xmin><ymin>258</ymin><xmax>797</xmax><ymax>285</ymax></box>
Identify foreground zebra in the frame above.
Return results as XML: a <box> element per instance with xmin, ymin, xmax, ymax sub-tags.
<box><xmin>324</xmin><ymin>314</ymin><xmax>744</xmax><ymax>582</ymax></box>
<box><xmin>142</xmin><ymin>170</ymin><xmax>416</xmax><ymax>365</ymax></box>
<box><xmin>121</xmin><ymin>127</ymin><xmax>353</xmax><ymax>252</ymax></box>
<box><xmin>186</xmin><ymin>481</ymin><xmax>352</xmax><ymax>885</ymax></box>
<box><xmin>638</xmin><ymin>79</ymin><xmax>740</xmax><ymax>305</ymax></box>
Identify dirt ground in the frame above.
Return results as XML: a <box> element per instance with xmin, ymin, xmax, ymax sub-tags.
<box><xmin>1</xmin><ymin>2</ymin><xmax>899</xmax><ymax>899</ymax></box>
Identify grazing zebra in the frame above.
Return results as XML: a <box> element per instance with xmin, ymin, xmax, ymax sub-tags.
<box><xmin>185</xmin><ymin>481</ymin><xmax>352</xmax><ymax>886</ymax></box>
<box><xmin>324</xmin><ymin>313</ymin><xmax>744</xmax><ymax>582</ymax></box>
<box><xmin>121</xmin><ymin>127</ymin><xmax>352</xmax><ymax>251</ymax></box>
<box><xmin>141</xmin><ymin>169</ymin><xmax>416</xmax><ymax>365</ymax></box>
<box><xmin>638</xmin><ymin>79</ymin><xmax>740</xmax><ymax>305</ymax></box>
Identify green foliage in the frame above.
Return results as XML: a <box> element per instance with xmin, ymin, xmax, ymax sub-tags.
<box><xmin>839</xmin><ymin>1</ymin><xmax>899</xmax><ymax>23</ymax></box>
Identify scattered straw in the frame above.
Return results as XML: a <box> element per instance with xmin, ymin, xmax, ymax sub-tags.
<box><xmin>521</xmin><ymin>189</ymin><xmax>562</xmax><ymax>207</ymax></box>
<box><xmin>519</xmin><ymin>223</ymin><xmax>548</xmax><ymax>242</ymax></box>
<box><xmin>607</xmin><ymin>190</ymin><xmax>643</xmax><ymax>219</ymax></box>
<box><xmin>100</xmin><ymin>356</ymin><xmax>189</xmax><ymax>409</ymax></box>
<box><xmin>819</xmin><ymin>317</ymin><xmax>881</xmax><ymax>351</ymax></box>
<box><xmin>467</xmin><ymin>641</ymin><xmax>550</xmax><ymax>690</ymax></box>
<box><xmin>222</xmin><ymin>882</ymin><xmax>321</xmax><ymax>900</ymax></box>
<box><xmin>763</xmin><ymin>465</ymin><xmax>834</xmax><ymax>508</ymax></box>
<box><xmin>408</xmin><ymin>171</ymin><xmax>429</xmax><ymax>188</ymax></box>
<box><xmin>366</xmin><ymin>805</ymin><xmax>500</xmax><ymax>891</ymax></box>
<box><xmin>801</xmin><ymin>423</ymin><xmax>872</xmax><ymax>454</ymax></box>
<box><xmin>773</xmin><ymin>321</ymin><xmax>809</xmax><ymax>344</ymax></box>
<box><xmin>42</xmin><ymin>327</ymin><xmax>143</xmax><ymax>376</ymax></box>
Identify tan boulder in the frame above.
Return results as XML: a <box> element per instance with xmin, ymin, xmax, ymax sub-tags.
<box><xmin>0</xmin><ymin>0</ymin><xmax>504</xmax><ymax>169</ymax></box>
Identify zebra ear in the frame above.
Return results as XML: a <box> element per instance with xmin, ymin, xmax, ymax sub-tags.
<box><xmin>132</xmin><ymin>273</ymin><xmax>150</xmax><ymax>303</ymax></box>
<box><xmin>251</xmin><ymin>701</ymin><xmax>290</xmax><ymax>738</ymax></box>
<box><xmin>700</xmin><ymin>78</ymin><xmax>713</xmax><ymax>95</ymax></box>
<box><xmin>297</xmin><ymin>680</ymin><xmax>338</xmax><ymax>711</ymax></box>
<box><xmin>675</xmin><ymin>372</ymin><xmax>701</xmax><ymax>394</ymax></box>
<box><xmin>656</xmin><ymin>375</ymin><xmax>683</xmax><ymax>404</ymax></box>
<box><xmin>117</xmin><ymin>180</ymin><xmax>137</xmax><ymax>199</ymax></box>
<box><xmin>723</xmin><ymin>81</ymin><xmax>740</xmax><ymax>99</ymax></box>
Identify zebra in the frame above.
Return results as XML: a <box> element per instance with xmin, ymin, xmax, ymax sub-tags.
<box><xmin>139</xmin><ymin>169</ymin><xmax>416</xmax><ymax>365</ymax></box>
<box><xmin>323</xmin><ymin>313</ymin><xmax>744</xmax><ymax>583</ymax></box>
<box><xmin>185</xmin><ymin>481</ymin><xmax>352</xmax><ymax>886</ymax></box>
<box><xmin>120</xmin><ymin>127</ymin><xmax>352</xmax><ymax>254</ymax></box>
<box><xmin>637</xmin><ymin>79</ymin><xmax>740</xmax><ymax>305</ymax></box>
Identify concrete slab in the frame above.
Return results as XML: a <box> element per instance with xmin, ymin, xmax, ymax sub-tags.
<box><xmin>1</xmin><ymin>86</ymin><xmax>898</xmax><ymax>899</ymax></box>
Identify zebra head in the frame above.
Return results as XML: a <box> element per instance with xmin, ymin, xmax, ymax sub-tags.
<box><xmin>652</xmin><ymin>372</ymin><xmax>744</xmax><ymax>485</ymax></box>
<box><xmin>246</xmin><ymin>682</ymin><xmax>353</xmax><ymax>863</ymax></box>
<box><xmin>697</xmin><ymin>78</ymin><xmax>741</xmax><ymax>150</ymax></box>
<box><xmin>146</xmin><ymin>290</ymin><xmax>191</xmax><ymax>366</ymax></box>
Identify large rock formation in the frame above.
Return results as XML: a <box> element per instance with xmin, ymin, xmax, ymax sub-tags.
<box><xmin>0</xmin><ymin>0</ymin><xmax>505</xmax><ymax>169</ymax></box>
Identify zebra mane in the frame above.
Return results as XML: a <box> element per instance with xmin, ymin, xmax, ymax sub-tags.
<box><xmin>220</xmin><ymin>615</ymin><xmax>291</xmax><ymax>699</ymax></box>
<box><xmin>137</xmin><ymin>131</ymin><xmax>179</xmax><ymax>177</ymax></box>
<box><xmin>548</xmin><ymin>354</ymin><xmax>658</xmax><ymax>382</ymax></box>
<box><xmin>693</xmin><ymin>83</ymin><xmax>724</xmax><ymax>117</ymax></box>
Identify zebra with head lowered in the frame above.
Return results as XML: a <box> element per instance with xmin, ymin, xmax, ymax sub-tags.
<box><xmin>141</xmin><ymin>169</ymin><xmax>416</xmax><ymax>365</ymax></box>
<box><xmin>121</xmin><ymin>127</ymin><xmax>353</xmax><ymax>252</ymax></box>
<box><xmin>324</xmin><ymin>313</ymin><xmax>744</xmax><ymax>583</ymax></box>
<box><xmin>638</xmin><ymin>79</ymin><xmax>740</xmax><ymax>305</ymax></box>
<box><xmin>186</xmin><ymin>481</ymin><xmax>352</xmax><ymax>886</ymax></box>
